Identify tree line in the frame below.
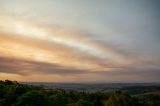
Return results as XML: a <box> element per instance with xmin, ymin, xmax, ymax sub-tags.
<box><xmin>0</xmin><ymin>80</ymin><xmax>160</xmax><ymax>106</ymax></box>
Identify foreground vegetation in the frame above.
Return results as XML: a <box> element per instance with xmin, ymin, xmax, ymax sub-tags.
<box><xmin>0</xmin><ymin>80</ymin><xmax>160</xmax><ymax>106</ymax></box>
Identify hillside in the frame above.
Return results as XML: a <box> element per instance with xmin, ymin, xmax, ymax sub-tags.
<box><xmin>0</xmin><ymin>80</ymin><xmax>160</xmax><ymax>106</ymax></box>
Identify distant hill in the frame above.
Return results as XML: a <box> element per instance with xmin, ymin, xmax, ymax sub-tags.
<box><xmin>21</xmin><ymin>82</ymin><xmax>160</xmax><ymax>91</ymax></box>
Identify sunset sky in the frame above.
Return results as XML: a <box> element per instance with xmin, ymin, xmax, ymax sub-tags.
<box><xmin>0</xmin><ymin>0</ymin><xmax>160</xmax><ymax>82</ymax></box>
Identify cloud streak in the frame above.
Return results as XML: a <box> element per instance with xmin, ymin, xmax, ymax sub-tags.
<box><xmin>0</xmin><ymin>15</ymin><xmax>134</xmax><ymax>72</ymax></box>
<box><xmin>0</xmin><ymin>56</ymin><xmax>89</xmax><ymax>75</ymax></box>
<box><xmin>0</xmin><ymin>15</ymin><xmax>130</xmax><ymax>61</ymax></box>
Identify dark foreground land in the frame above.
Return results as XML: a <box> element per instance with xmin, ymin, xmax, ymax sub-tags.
<box><xmin>0</xmin><ymin>80</ymin><xmax>160</xmax><ymax>106</ymax></box>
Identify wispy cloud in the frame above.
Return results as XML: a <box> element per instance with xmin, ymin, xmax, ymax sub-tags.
<box><xmin>0</xmin><ymin>0</ymin><xmax>159</xmax><ymax>82</ymax></box>
<box><xmin>0</xmin><ymin>15</ymin><xmax>134</xmax><ymax>72</ymax></box>
<box><xmin>0</xmin><ymin>56</ymin><xmax>89</xmax><ymax>75</ymax></box>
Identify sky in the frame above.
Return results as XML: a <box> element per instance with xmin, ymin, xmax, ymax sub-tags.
<box><xmin>0</xmin><ymin>0</ymin><xmax>160</xmax><ymax>83</ymax></box>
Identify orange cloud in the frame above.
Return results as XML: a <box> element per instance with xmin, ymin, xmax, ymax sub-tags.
<box><xmin>0</xmin><ymin>15</ymin><xmax>133</xmax><ymax>73</ymax></box>
<box><xmin>1</xmin><ymin>15</ymin><xmax>150</xmax><ymax>82</ymax></box>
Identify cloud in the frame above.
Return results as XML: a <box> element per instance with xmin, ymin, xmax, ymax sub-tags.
<box><xmin>0</xmin><ymin>11</ymin><xmax>159</xmax><ymax>82</ymax></box>
<box><xmin>0</xmin><ymin>15</ymin><xmax>130</xmax><ymax>62</ymax></box>
<box><xmin>0</xmin><ymin>15</ymin><xmax>137</xmax><ymax>73</ymax></box>
<box><xmin>1</xmin><ymin>55</ymin><xmax>159</xmax><ymax>82</ymax></box>
<box><xmin>0</xmin><ymin>33</ymin><xmax>113</xmax><ymax>72</ymax></box>
<box><xmin>0</xmin><ymin>56</ymin><xmax>90</xmax><ymax>75</ymax></box>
